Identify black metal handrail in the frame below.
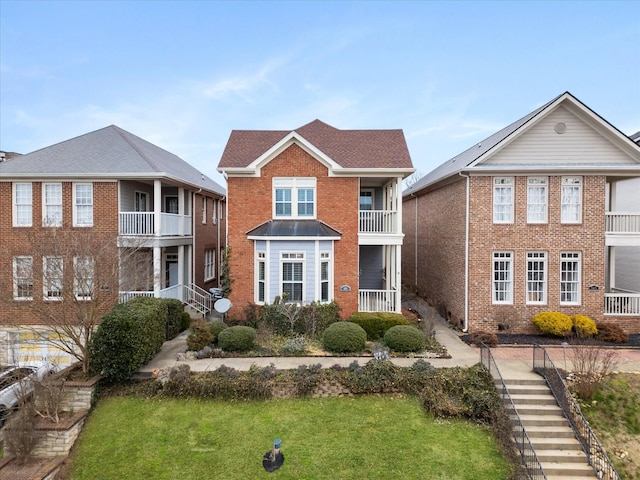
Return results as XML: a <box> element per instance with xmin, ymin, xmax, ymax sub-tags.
<box><xmin>480</xmin><ymin>344</ymin><xmax>547</xmax><ymax>479</ymax></box>
<box><xmin>532</xmin><ymin>345</ymin><xmax>621</xmax><ymax>480</ymax></box>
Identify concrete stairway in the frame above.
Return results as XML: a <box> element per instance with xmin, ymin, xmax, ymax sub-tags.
<box><xmin>496</xmin><ymin>361</ymin><xmax>597</xmax><ymax>479</ymax></box>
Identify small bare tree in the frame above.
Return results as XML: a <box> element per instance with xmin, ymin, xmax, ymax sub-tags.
<box><xmin>402</xmin><ymin>170</ymin><xmax>425</xmax><ymax>190</ymax></box>
<box><xmin>569</xmin><ymin>339</ymin><xmax>618</xmax><ymax>400</ymax></box>
<box><xmin>7</xmin><ymin>227</ymin><xmax>145</xmax><ymax>375</ymax></box>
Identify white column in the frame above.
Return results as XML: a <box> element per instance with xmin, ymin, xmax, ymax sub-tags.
<box><xmin>178</xmin><ymin>188</ymin><xmax>185</xmax><ymax>235</ymax></box>
<box><xmin>178</xmin><ymin>245</ymin><xmax>185</xmax><ymax>299</ymax></box>
<box><xmin>608</xmin><ymin>246</ymin><xmax>616</xmax><ymax>292</ymax></box>
<box><xmin>153</xmin><ymin>246</ymin><xmax>162</xmax><ymax>296</ymax></box>
<box><xmin>395</xmin><ymin>244</ymin><xmax>402</xmax><ymax>313</ymax></box>
<box><xmin>154</xmin><ymin>180</ymin><xmax>162</xmax><ymax>235</ymax></box>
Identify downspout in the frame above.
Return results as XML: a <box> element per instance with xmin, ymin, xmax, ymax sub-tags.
<box><xmin>410</xmin><ymin>192</ymin><xmax>418</xmax><ymax>286</ymax></box>
<box><xmin>458</xmin><ymin>172</ymin><xmax>470</xmax><ymax>333</ymax></box>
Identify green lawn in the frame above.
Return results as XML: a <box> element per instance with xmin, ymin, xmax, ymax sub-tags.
<box><xmin>67</xmin><ymin>396</ymin><xmax>511</xmax><ymax>480</ymax></box>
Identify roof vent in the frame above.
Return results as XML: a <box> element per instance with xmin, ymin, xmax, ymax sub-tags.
<box><xmin>554</xmin><ymin>122</ymin><xmax>567</xmax><ymax>134</ymax></box>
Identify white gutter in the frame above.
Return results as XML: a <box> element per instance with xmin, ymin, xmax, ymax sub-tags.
<box><xmin>409</xmin><ymin>192</ymin><xmax>418</xmax><ymax>286</ymax></box>
<box><xmin>458</xmin><ymin>171</ymin><xmax>470</xmax><ymax>333</ymax></box>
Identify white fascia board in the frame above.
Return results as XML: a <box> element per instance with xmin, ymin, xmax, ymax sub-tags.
<box><xmin>330</xmin><ymin>168</ymin><xmax>415</xmax><ymax>178</ymax></box>
<box><xmin>247</xmin><ymin>235</ymin><xmax>341</xmax><ymax>241</ymax></box>
<box><xmin>470</xmin><ymin>165</ymin><xmax>640</xmax><ymax>175</ymax></box>
<box><xmin>246</xmin><ymin>131</ymin><xmax>342</xmax><ymax>175</ymax></box>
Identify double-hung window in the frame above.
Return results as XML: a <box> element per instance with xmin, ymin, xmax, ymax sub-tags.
<box><xmin>74</xmin><ymin>183</ymin><xmax>93</xmax><ymax>226</ymax></box>
<box><xmin>526</xmin><ymin>252</ymin><xmax>547</xmax><ymax>304</ymax></box>
<box><xmin>257</xmin><ymin>252</ymin><xmax>266</xmax><ymax>303</ymax></box>
<box><xmin>320</xmin><ymin>252</ymin><xmax>330</xmax><ymax>302</ymax></box>
<box><xmin>204</xmin><ymin>249</ymin><xmax>215</xmax><ymax>282</ymax></box>
<box><xmin>281</xmin><ymin>252</ymin><xmax>304</xmax><ymax>302</ymax></box>
<box><xmin>493</xmin><ymin>177</ymin><xmax>514</xmax><ymax>223</ymax></box>
<box><xmin>527</xmin><ymin>177</ymin><xmax>547</xmax><ymax>223</ymax></box>
<box><xmin>13</xmin><ymin>183</ymin><xmax>33</xmax><ymax>227</ymax></box>
<box><xmin>493</xmin><ymin>252</ymin><xmax>513</xmax><ymax>304</ymax></box>
<box><xmin>43</xmin><ymin>183</ymin><xmax>63</xmax><ymax>226</ymax></box>
<box><xmin>74</xmin><ymin>256</ymin><xmax>94</xmax><ymax>300</ymax></box>
<box><xmin>13</xmin><ymin>256</ymin><xmax>33</xmax><ymax>300</ymax></box>
<box><xmin>560</xmin><ymin>252</ymin><xmax>581</xmax><ymax>304</ymax></box>
<box><xmin>561</xmin><ymin>177</ymin><xmax>582</xmax><ymax>223</ymax></box>
<box><xmin>43</xmin><ymin>256</ymin><xmax>63</xmax><ymax>300</ymax></box>
<box><xmin>273</xmin><ymin>178</ymin><xmax>316</xmax><ymax>218</ymax></box>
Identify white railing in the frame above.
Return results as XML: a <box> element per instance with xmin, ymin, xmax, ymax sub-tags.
<box><xmin>605</xmin><ymin>213</ymin><xmax>640</xmax><ymax>234</ymax></box>
<box><xmin>119</xmin><ymin>290</ymin><xmax>154</xmax><ymax>302</ymax></box>
<box><xmin>119</xmin><ymin>212</ymin><xmax>154</xmax><ymax>235</ymax></box>
<box><xmin>358</xmin><ymin>289</ymin><xmax>398</xmax><ymax>313</ymax></box>
<box><xmin>159</xmin><ymin>284</ymin><xmax>182</xmax><ymax>301</ymax></box>
<box><xmin>119</xmin><ymin>212</ymin><xmax>192</xmax><ymax>236</ymax></box>
<box><xmin>359</xmin><ymin>210</ymin><xmax>398</xmax><ymax>234</ymax></box>
<box><xmin>605</xmin><ymin>293</ymin><xmax>640</xmax><ymax>316</ymax></box>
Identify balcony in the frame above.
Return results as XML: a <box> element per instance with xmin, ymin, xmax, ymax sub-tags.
<box><xmin>119</xmin><ymin>212</ymin><xmax>193</xmax><ymax>236</ymax></box>
<box><xmin>359</xmin><ymin>210</ymin><xmax>398</xmax><ymax>234</ymax></box>
<box><xmin>605</xmin><ymin>213</ymin><xmax>640</xmax><ymax>246</ymax></box>
<box><xmin>604</xmin><ymin>290</ymin><xmax>640</xmax><ymax>316</ymax></box>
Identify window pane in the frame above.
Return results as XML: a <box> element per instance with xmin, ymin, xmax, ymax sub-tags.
<box><xmin>15</xmin><ymin>183</ymin><xmax>33</xmax><ymax>226</ymax></box>
<box><xmin>75</xmin><ymin>184</ymin><xmax>93</xmax><ymax>225</ymax></box>
<box><xmin>493</xmin><ymin>252</ymin><xmax>512</xmax><ymax>303</ymax></box>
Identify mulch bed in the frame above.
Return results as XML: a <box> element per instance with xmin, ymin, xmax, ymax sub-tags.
<box><xmin>461</xmin><ymin>333</ymin><xmax>640</xmax><ymax>347</ymax></box>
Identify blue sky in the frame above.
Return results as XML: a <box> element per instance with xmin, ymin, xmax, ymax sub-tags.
<box><xmin>1</xmin><ymin>0</ymin><xmax>639</xmax><ymax>187</ymax></box>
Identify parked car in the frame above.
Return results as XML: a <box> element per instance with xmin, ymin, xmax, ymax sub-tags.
<box><xmin>0</xmin><ymin>360</ymin><xmax>61</xmax><ymax>426</ymax></box>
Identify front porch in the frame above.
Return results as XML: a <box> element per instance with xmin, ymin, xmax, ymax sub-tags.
<box><xmin>604</xmin><ymin>289</ymin><xmax>640</xmax><ymax>316</ymax></box>
<box><xmin>119</xmin><ymin>283</ymin><xmax>217</xmax><ymax>317</ymax></box>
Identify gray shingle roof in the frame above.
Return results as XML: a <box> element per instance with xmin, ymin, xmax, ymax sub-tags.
<box><xmin>218</xmin><ymin>119</ymin><xmax>413</xmax><ymax>170</ymax></box>
<box><xmin>0</xmin><ymin>125</ymin><xmax>225</xmax><ymax>196</ymax></box>
<box><xmin>247</xmin><ymin>219</ymin><xmax>342</xmax><ymax>237</ymax></box>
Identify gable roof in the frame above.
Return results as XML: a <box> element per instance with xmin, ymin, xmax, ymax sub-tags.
<box><xmin>404</xmin><ymin>92</ymin><xmax>640</xmax><ymax>196</ymax></box>
<box><xmin>217</xmin><ymin>119</ymin><xmax>414</xmax><ymax>174</ymax></box>
<box><xmin>0</xmin><ymin>125</ymin><xmax>225</xmax><ymax>196</ymax></box>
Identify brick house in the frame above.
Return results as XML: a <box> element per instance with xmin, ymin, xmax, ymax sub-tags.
<box><xmin>217</xmin><ymin>120</ymin><xmax>414</xmax><ymax>319</ymax></box>
<box><xmin>0</xmin><ymin>125</ymin><xmax>226</xmax><ymax>365</ymax></box>
<box><xmin>402</xmin><ymin>92</ymin><xmax>640</xmax><ymax>334</ymax></box>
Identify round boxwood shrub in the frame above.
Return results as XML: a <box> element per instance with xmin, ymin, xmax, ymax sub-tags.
<box><xmin>571</xmin><ymin>315</ymin><xmax>598</xmax><ymax>338</ymax></box>
<box><xmin>322</xmin><ymin>321</ymin><xmax>367</xmax><ymax>353</ymax></box>
<box><xmin>384</xmin><ymin>325</ymin><xmax>425</xmax><ymax>352</ymax></box>
<box><xmin>349</xmin><ymin>312</ymin><xmax>409</xmax><ymax>340</ymax></box>
<box><xmin>186</xmin><ymin>319</ymin><xmax>214</xmax><ymax>351</ymax></box>
<box><xmin>218</xmin><ymin>325</ymin><xmax>256</xmax><ymax>352</ymax></box>
<box><xmin>531</xmin><ymin>311</ymin><xmax>572</xmax><ymax>337</ymax></box>
<box><xmin>209</xmin><ymin>321</ymin><xmax>229</xmax><ymax>345</ymax></box>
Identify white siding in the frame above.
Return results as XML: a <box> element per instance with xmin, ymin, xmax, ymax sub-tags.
<box><xmin>484</xmin><ymin>106</ymin><xmax>638</xmax><ymax>166</ymax></box>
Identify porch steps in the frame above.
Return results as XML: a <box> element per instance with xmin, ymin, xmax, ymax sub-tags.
<box><xmin>495</xmin><ymin>364</ymin><xmax>597</xmax><ymax>479</ymax></box>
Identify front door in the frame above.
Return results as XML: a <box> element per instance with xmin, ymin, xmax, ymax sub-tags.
<box><xmin>165</xmin><ymin>253</ymin><xmax>179</xmax><ymax>288</ymax></box>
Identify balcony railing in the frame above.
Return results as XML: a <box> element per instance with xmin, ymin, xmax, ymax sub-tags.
<box><xmin>605</xmin><ymin>213</ymin><xmax>640</xmax><ymax>234</ymax></box>
<box><xmin>119</xmin><ymin>212</ymin><xmax>192</xmax><ymax>236</ymax></box>
<box><xmin>358</xmin><ymin>289</ymin><xmax>398</xmax><ymax>313</ymax></box>
<box><xmin>604</xmin><ymin>292</ymin><xmax>640</xmax><ymax>316</ymax></box>
<box><xmin>359</xmin><ymin>210</ymin><xmax>398</xmax><ymax>234</ymax></box>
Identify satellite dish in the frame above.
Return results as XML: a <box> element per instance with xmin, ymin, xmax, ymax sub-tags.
<box><xmin>214</xmin><ymin>298</ymin><xmax>232</xmax><ymax>314</ymax></box>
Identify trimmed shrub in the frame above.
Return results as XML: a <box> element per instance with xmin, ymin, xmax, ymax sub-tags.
<box><xmin>384</xmin><ymin>325</ymin><xmax>425</xmax><ymax>353</ymax></box>
<box><xmin>322</xmin><ymin>322</ymin><xmax>367</xmax><ymax>353</ymax></box>
<box><xmin>469</xmin><ymin>331</ymin><xmax>498</xmax><ymax>348</ymax></box>
<box><xmin>209</xmin><ymin>321</ymin><xmax>229</xmax><ymax>345</ymax></box>
<box><xmin>595</xmin><ymin>322</ymin><xmax>629</xmax><ymax>344</ymax></box>
<box><xmin>531</xmin><ymin>311</ymin><xmax>572</xmax><ymax>337</ymax></box>
<box><xmin>164</xmin><ymin>298</ymin><xmax>185</xmax><ymax>340</ymax></box>
<box><xmin>90</xmin><ymin>296</ymin><xmax>166</xmax><ymax>381</ymax></box>
<box><xmin>180</xmin><ymin>312</ymin><xmax>191</xmax><ymax>332</ymax></box>
<box><xmin>571</xmin><ymin>315</ymin><xmax>598</xmax><ymax>338</ymax></box>
<box><xmin>187</xmin><ymin>319</ymin><xmax>214</xmax><ymax>351</ymax></box>
<box><xmin>281</xmin><ymin>337</ymin><xmax>308</xmax><ymax>355</ymax></box>
<box><xmin>349</xmin><ymin>312</ymin><xmax>408</xmax><ymax>340</ymax></box>
<box><xmin>218</xmin><ymin>326</ymin><xmax>256</xmax><ymax>352</ymax></box>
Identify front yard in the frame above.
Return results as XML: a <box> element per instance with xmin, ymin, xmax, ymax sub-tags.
<box><xmin>66</xmin><ymin>396</ymin><xmax>511</xmax><ymax>480</ymax></box>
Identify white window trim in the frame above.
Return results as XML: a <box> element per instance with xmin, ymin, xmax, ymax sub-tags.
<box><xmin>256</xmin><ymin>251</ymin><xmax>266</xmax><ymax>304</ymax></box>
<box><xmin>280</xmin><ymin>251</ymin><xmax>305</xmax><ymax>303</ymax></box>
<box><xmin>493</xmin><ymin>177</ymin><xmax>514</xmax><ymax>224</ymax></box>
<box><xmin>42</xmin><ymin>182</ymin><xmax>63</xmax><ymax>227</ymax></box>
<box><xmin>272</xmin><ymin>177</ymin><xmax>317</xmax><ymax>219</ymax></box>
<box><xmin>319</xmin><ymin>251</ymin><xmax>332</xmax><ymax>303</ymax></box>
<box><xmin>74</xmin><ymin>255</ymin><xmax>94</xmax><ymax>301</ymax></box>
<box><xmin>13</xmin><ymin>182</ymin><xmax>33</xmax><ymax>227</ymax></box>
<box><xmin>526</xmin><ymin>251</ymin><xmax>547</xmax><ymax>305</ymax></box>
<box><xmin>560</xmin><ymin>252</ymin><xmax>581</xmax><ymax>305</ymax></box>
<box><xmin>73</xmin><ymin>183</ymin><xmax>93</xmax><ymax>227</ymax></box>
<box><xmin>201</xmin><ymin>197</ymin><xmax>207</xmax><ymax>224</ymax></box>
<box><xmin>204</xmin><ymin>249</ymin><xmax>215</xmax><ymax>282</ymax></box>
<box><xmin>492</xmin><ymin>251</ymin><xmax>513</xmax><ymax>304</ymax></box>
<box><xmin>13</xmin><ymin>256</ymin><xmax>33</xmax><ymax>300</ymax></box>
<box><xmin>527</xmin><ymin>177</ymin><xmax>548</xmax><ymax>224</ymax></box>
<box><xmin>43</xmin><ymin>256</ymin><xmax>64</xmax><ymax>301</ymax></box>
<box><xmin>561</xmin><ymin>176</ymin><xmax>582</xmax><ymax>224</ymax></box>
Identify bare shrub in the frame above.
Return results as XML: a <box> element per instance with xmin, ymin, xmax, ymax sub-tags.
<box><xmin>34</xmin><ymin>379</ymin><xmax>66</xmax><ymax>424</ymax></box>
<box><xmin>3</xmin><ymin>393</ymin><xmax>38</xmax><ymax>464</ymax></box>
<box><xmin>569</xmin><ymin>339</ymin><xmax>618</xmax><ymax>400</ymax></box>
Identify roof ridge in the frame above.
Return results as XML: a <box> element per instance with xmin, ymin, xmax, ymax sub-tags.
<box><xmin>111</xmin><ymin>125</ymin><xmax>164</xmax><ymax>173</ymax></box>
